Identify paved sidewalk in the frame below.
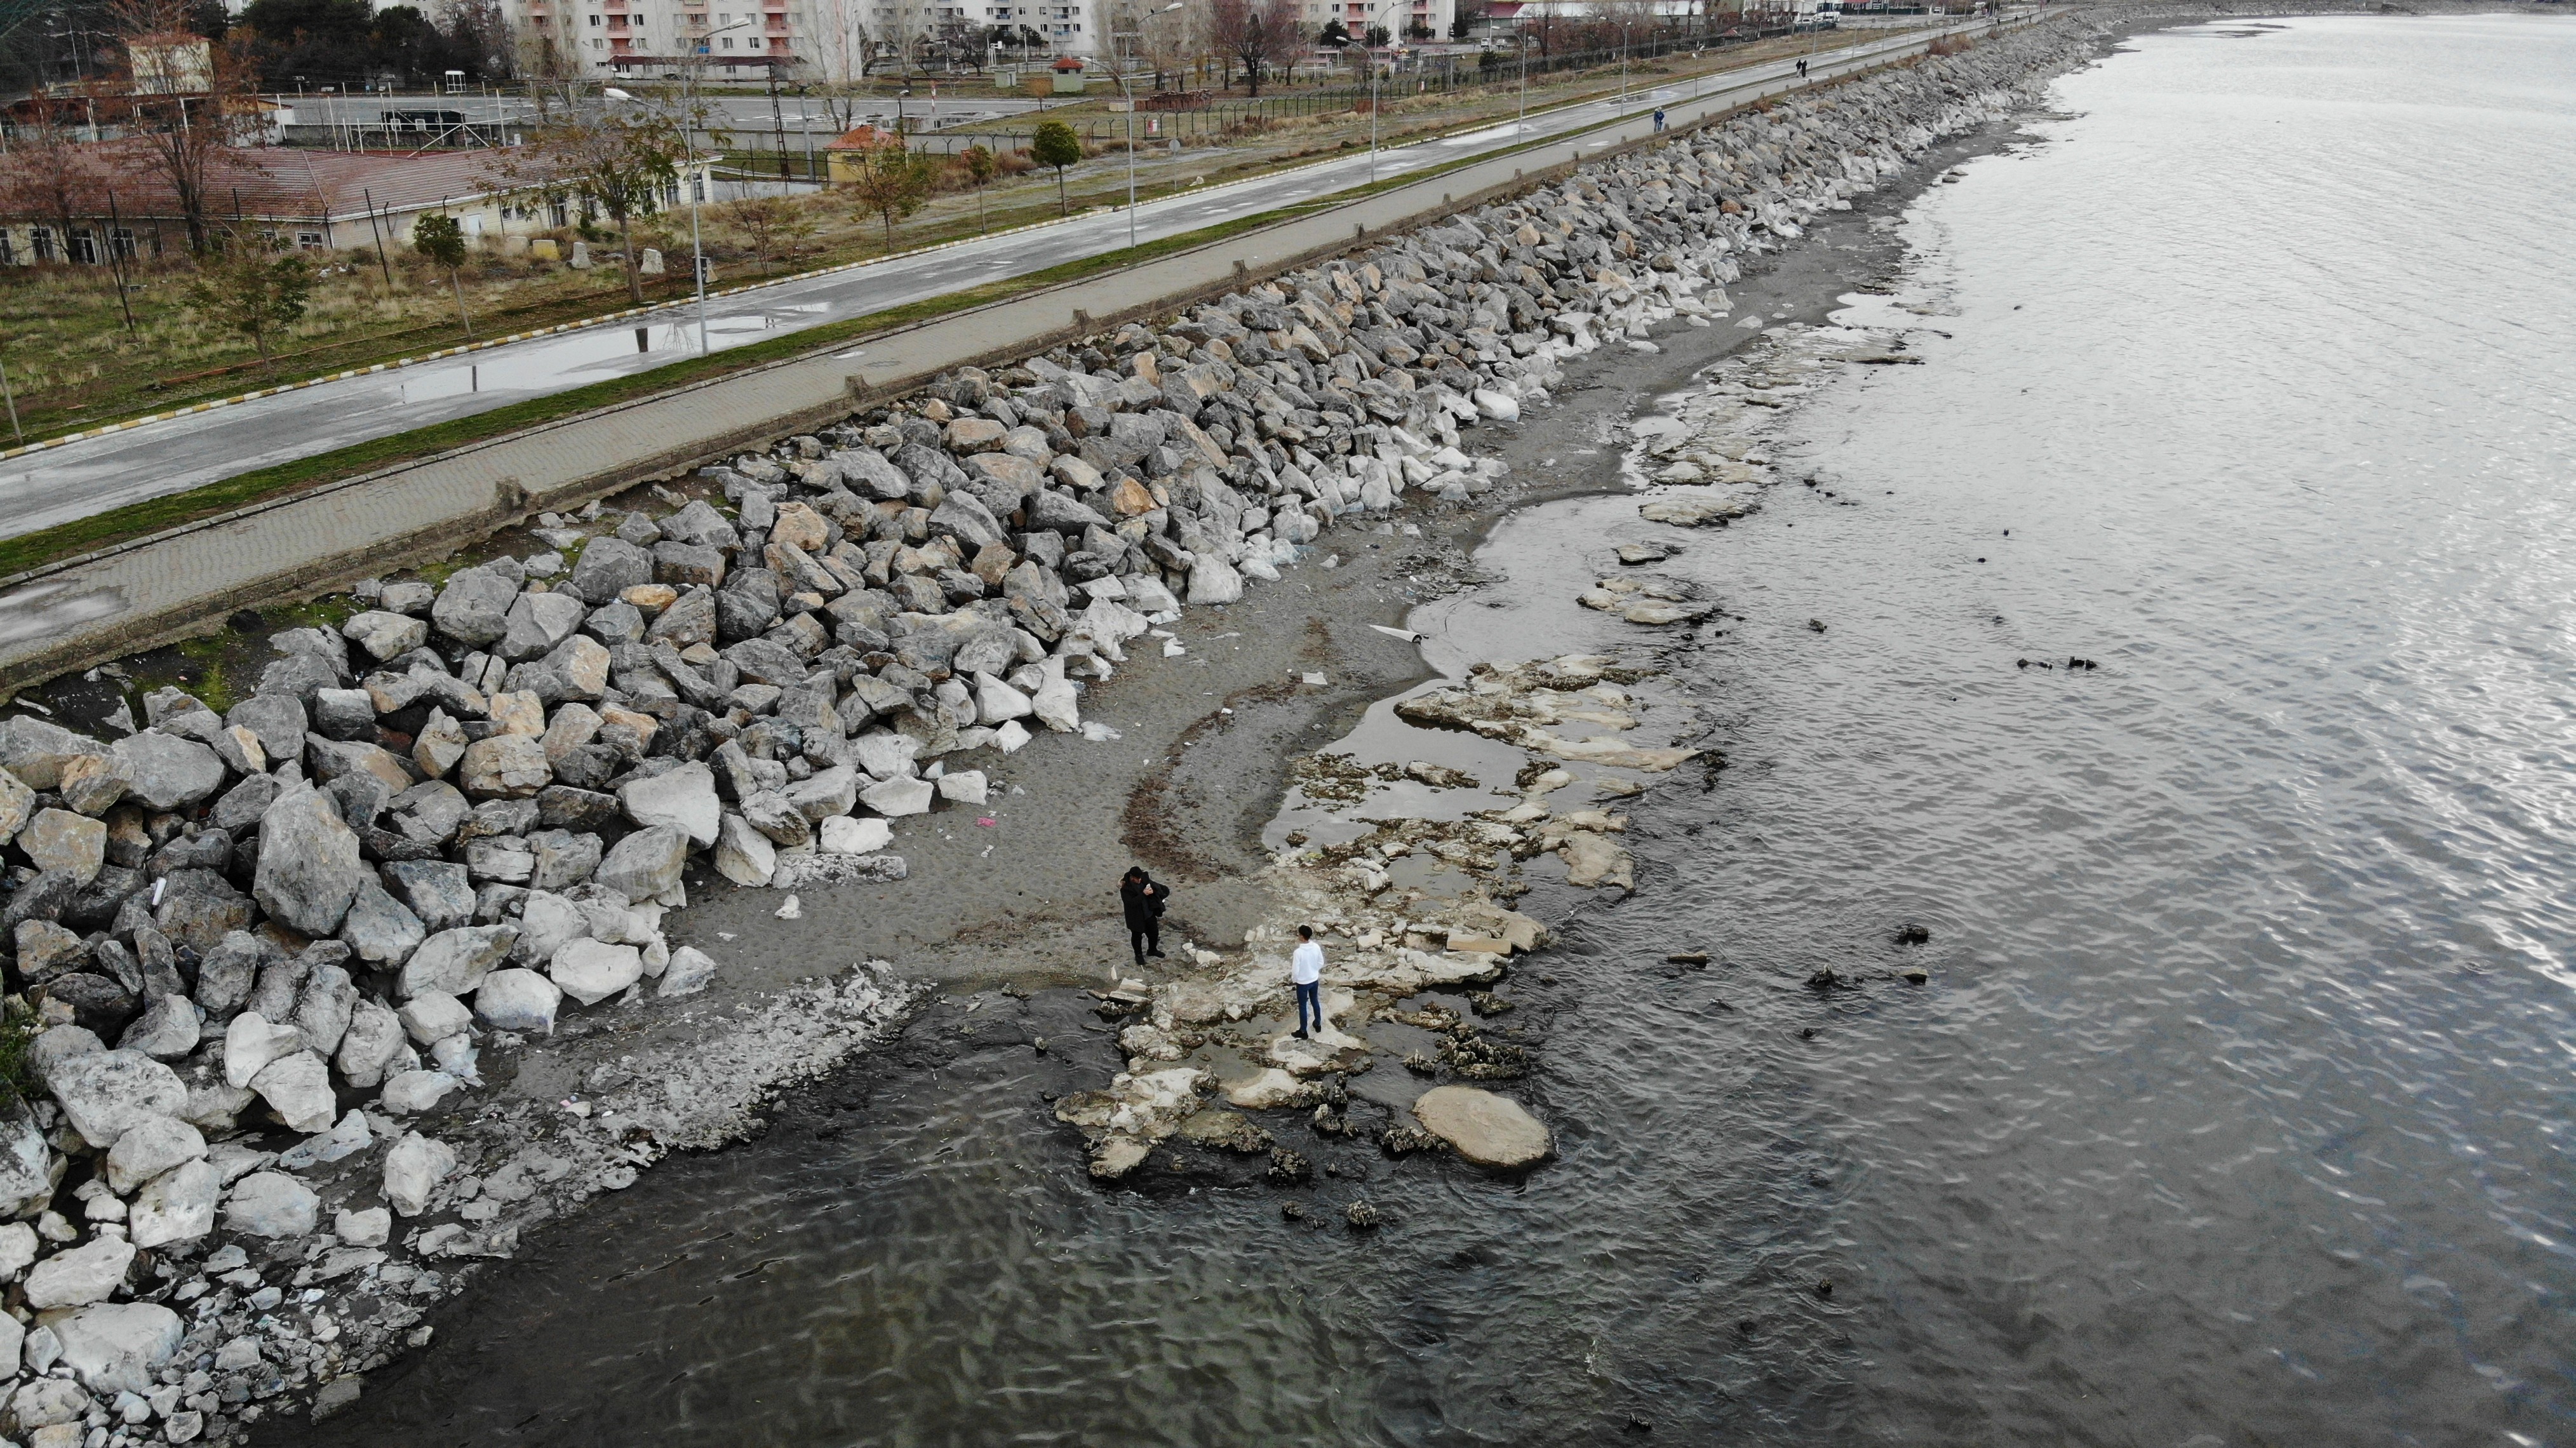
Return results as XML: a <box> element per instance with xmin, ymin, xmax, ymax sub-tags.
<box><xmin>0</xmin><ymin>19</ymin><xmax>2020</xmax><ymax>694</ymax></box>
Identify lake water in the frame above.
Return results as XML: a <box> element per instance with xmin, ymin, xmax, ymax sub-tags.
<box><xmin>280</xmin><ymin>15</ymin><xmax>2576</xmax><ymax>1446</ymax></box>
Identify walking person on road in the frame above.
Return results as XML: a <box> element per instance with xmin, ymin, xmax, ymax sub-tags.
<box><xmin>1120</xmin><ymin>866</ymin><xmax>1167</xmax><ymax>971</ymax></box>
<box><xmin>1291</xmin><ymin>925</ymin><xmax>1325</xmax><ymax>1040</ymax></box>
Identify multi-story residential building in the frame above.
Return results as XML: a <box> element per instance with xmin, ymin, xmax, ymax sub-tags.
<box><xmin>515</xmin><ymin>0</ymin><xmax>810</xmax><ymax>79</ymax></box>
<box><xmin>1296</xmin><ymin>0</ymin><xmax>1456</xmax><ymax>44</ymax></box>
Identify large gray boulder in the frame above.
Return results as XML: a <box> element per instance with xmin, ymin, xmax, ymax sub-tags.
<box><xmin>0</xmin><ymin>716</ymin><xmax>105</xmax><ymax>789</ymax></box>
<box><xmin>41</xmin><ymin>1049</ymin><xmax>186</xmax><ymax>1149</ymax></box>
<box><xmin>382</xmin><ymin>859</ymin><xmax>475</xmax><ymax>933</ymax></box>
<box><xmin>115</xmin><ymin>995</ymin><xmax>201</xmax><ymax>1061</ymax></box>
<box><xmin>52</xmin><ymin>1301</ymin><xmax>184</xmax><ymax>1396</ymax></box>
<box><xmin>570</xmin><ymin>536</ymin><xmax>654</xmax><ymax>600</ymax></box>
<box><xmin>291</xmin><ymin>963</ymin><xmax>358</xmax><ymax>1058</ymax></box>
<box><xmin>104</xmin><ymin>1115</ymin><xmax>205</xmax><ymax>1195</ymax></box>
<box><xmin>429</xmin><ymin>567</ymin><xmax>518</xmax><ymax>647</ymax></box>
<box><xmin>473</xmin><ymin>969</ymin><xmax>561</xmax><ymax>1033</ymax></box>
<box><xmin>383</xmin><ymin>1132</ymin><xmax>457</xmax><ymax>1216</ymax></box>
<box><xmin>341</xmin><ymin>608</ymin><xmax>429</xmax><ymax>661</ymax></box>
<box><xmin>618</xmin><ymin>761</ymin><xmax>720</xmax><ymax>846</ymax></box>
<box><xmin>110</xmin><ymin>732</ymin><xmax>225</xmax><ymax>812</ymax></box>
<box><xmin>249</xmin><ymin>1050</ymin><xmax>337</xmax><ymax>1133</ymax></box>
<box><xmin>927</xmin><ymin>493</ymin><xmax>1007</xmax><ymax>553</ymax></box>
<box><xmin>17</xmin><ymin>808</ymin><xmax>104</xmax><ymax>883</ymax></box>
<box><xmin>23</xmin><ymin>1237</ymin><xmax>133</xmax><ymax>1310</ymax></box>
<box><xmin>339</xmin><ymin>880</ymin><xmax>426</xmax><ymax>966</ymax></box>
<box><xmin>594</xmin><ymin>825</ymin><xmax>690</xmax><ymax>900</ymax></box>
<box><xmin>129</xmin><ymin>1158</ymin><xmax>220</xmax><ymax>1249</ymax></box>
<box><xmin>456</xmin><ymin>735</ymin><xmax>551</xmax><ymax>798</ymax></box>
<box><xmin>222</xmin><ymin>1012</ymin><xmax>305</xmax><ymax>1089</ymax></box>
<box><xmin>398</xmin><ymin>924</ymin><xmax>520</xmax><ymax>998</ymax></box>
<box><xmin>549</xmin><ymin>939</ymin><xmax>642</xmax><ymax>1006</ymax></box>
<box><xmin>224</xmin><ymin>695</ymin><xmax>308</xmax><ymax>766</ymax></box>
<box><xmin>335</xmin><ymin>999</ymin><xmax>407</xmax><ymax>1089</ymax></box>
<box><xmin>252</xmin><ymin>785</ymin><xmax>365</xmax><ymax>938</ymax></box>
<box><xmin>223</xmin><ymin>1170</ymin><xmax>320</xmax><ymax>1238</ymax></box>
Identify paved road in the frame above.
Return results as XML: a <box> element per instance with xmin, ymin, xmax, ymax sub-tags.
<box><xmin>2</xmin><ymin>30</ymin><xmax>1941</xmax><ymax>545</ymax></box>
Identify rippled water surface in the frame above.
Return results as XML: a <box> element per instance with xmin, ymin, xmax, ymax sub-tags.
<box><xmin>297</xmin><ymin>17</ymin><xmax>2575</xmax><ymax>1447</ymax></box>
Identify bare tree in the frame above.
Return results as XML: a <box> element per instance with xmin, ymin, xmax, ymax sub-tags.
<box><xmin>0</xmin><ymin>98</ymin><xmax>104</xmax><ymax>262</ymax></box>
<box><xmin>1206</xmin><ymin>0</ymin><xmax>1298</xmax><ymax>97</ymax></box>
<box><xmin>108</xmin><ymin>0</ymin><xmax>261</xmax><ymax>255</ymax></box>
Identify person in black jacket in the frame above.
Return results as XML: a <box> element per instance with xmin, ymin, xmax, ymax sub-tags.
<box><xmin>1119</xmin><ymin>866</ymin><xmax>1168</xmax><ymax>969</ymax></box>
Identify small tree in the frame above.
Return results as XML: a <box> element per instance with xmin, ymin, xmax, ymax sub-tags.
<box><xmin>187</xmin><ymin>229</ymin><xmax>314</xmax><ymax>364</ymax></box>
<box><xmin>1031</xmin><ymin>119</ymin><xmax>1083</xmax><ymax>217</ymax></box>
<box><xmin>962</xmin><ymin>143</ymin><xmax>998</xmax><ymax>234</ymax></box>
<box><xmin>838</xmin><ymin>142</ymin><xmax>942</xmax><ymax>248</ymax></box>
<box><xmin>504</xmin><ymin>92</ymin><xmax>706</xmax><ymax>305</ymax></box>
<box><xmin>411</xmin><ymin>211</ymin><xmax>474</xmax><ymax>338</ymax></box>
<box><xmin>1318</xmin><ymin>17</ymin><xmax>1350</xmax><ymax>46</ymax></box>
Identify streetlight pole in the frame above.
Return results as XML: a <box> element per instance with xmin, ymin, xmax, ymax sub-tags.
<box><xmin>1368</xmin><ymin>45</ymin><xmax>1379</xmax><ymax>182</ymax></box>
<box><xmin>1517</xmin><ymin>32</ymin><xmax>1529</xmax><ymax>137</ymax></box>
<box><xmin>608</xmin><ymin>18</ymin><xmax>748</xmax><ymax>356</ymax></box>
<box><xmin>1119</xmin><ymin>2</ymin><xmax>1184</xmax><ymax>250</ymax></box>
<box><xmin>1619</xmin><ymin>22</ymin><xmax>1630</xmax><ymax>112</ymax></box>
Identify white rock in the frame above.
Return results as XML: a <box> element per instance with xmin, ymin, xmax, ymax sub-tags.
<box><xmin>0</xmin><ymin>1221</ymin><xmax>37</xmax><ymax>1279</ymax></box>
<box><xmin>103</xmin><ymin>1116</ymin><xmax>205</xmax><ymax>1195</ymax></box>
<box><xmin>713</xmin><ymin>812</ymin><xmax>776</xmax><ymax>887</ymax></box>
<box><xmin>222</xmin><ymin>1171</ymin><xmax>319</xmax><ymax>1238</ymax></box>
<box><xmin>248</xmin><ymin>1050</ymin><xmax>337</xmax><ymax>1134</ymax></box>
<box><xmin>397</xmin><ymin>990</ymin><xmax>473</xmax><ymax>1045</ymax></box>
<box><xmin>22</xmin><ymin>1237</ymin><xmax>135</xmax><ymax>1309</ymax></box>
<box><xmin>936</xmin><ymin>770</ymin><xmax>988</xmax><ymax>806</ymax></box>
<box><xmin>657</xmin><ymin>946</ymin><xmax>719</xmax><ymax>998</ymax></box>
<box><xmin>384</xmin><ymin>1132</ymin><xmax>457</xmax><ymax>1217</ymax></box>
<box><xmin>0</xmin><ymin>1311</ymin><xmax>19</xmax><ymax>1379</ymax></box>
<box><xmin>994</xmin><ymin>720</ymin><xmax>1033</xmax><ymax>754</ymax></box>
<box><xmin>335</xmin><ymin>998</ymin><xmax>406</xmax><ymax>1089</ymax></box>
<box><xmin>1031</xmin><ymin>669</ymin><xmax>1080</xmax><ymax>734</ymax></box>
<box><xmin>618</xmin><ymin>761</ymin><xmax>721</xmax><ymax>846</ymax></box>
<box><xmin>819</xmin><ymin>816</ymin><xmax>892</xmax><ymax>855</ymax></box>
<box><xmin>973</xmin><ymin>673</ymin><xmax>1033</xmax><ymax>725</ymax></box>
<box><xmin>379</xmin><ymin>1070</ymin><xmax>461</xmax><ymax>1115</ymax></box>
<box><xmin>334</xmin><ymin>1207</ymin><xmax>391</xmax><ymax>1247</ymax></box>
<box><xmin>221</xmin><ymin>1012</ymin><xmax>304</xmax><ymax>1090</ymax></box>
<box><xmin>127</xmin><ymin>1160</ymin><xmax>218</xmax><ymax>1249</ymax></box>
<box><xmin>474</xmin><ymin>969</ymin><xmax>561</xmax><ymax>1033</ymax></box>
<box><xmin>550</xmin><ymin>939</ymin><xmax>643</xmax><ymax>1005</ymax></box>
<box><xmin>275</xmin><ymin>1108</ymin><xmax>373</xmax><ymax>1170</ymax></box>
<box><xmin>50</xmin><ymin>1302</ymin><xmax>182</xmax><ymax>1396</ymax></box>
<box><xmin>860</xmin><ymin>775</ymin><xmax>935</xmax><ymax>818</ymax></box>
<box><xmin>42</xmin><ymin>1050</ymin><xmax>187</xmax><ymax>1150</ymax></box>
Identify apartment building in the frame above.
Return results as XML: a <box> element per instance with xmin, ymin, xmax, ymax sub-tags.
<box><xmin>1296</xmin><ymin>0</ymin><xmax>1456</xmax><ymax>43</ymax></box>
<box><xmin>516</xmin><ymin>0</ymin><xmax>810</xmax><ymax>77</ymax></box>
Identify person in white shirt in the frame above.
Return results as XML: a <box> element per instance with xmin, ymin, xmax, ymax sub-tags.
<box><xmin>1291</xmin><ymin>925</ymin><xmax>1325</xmax><ymax>1039</ymax></box>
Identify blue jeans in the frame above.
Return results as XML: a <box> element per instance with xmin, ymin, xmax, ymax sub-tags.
<box><xmin>1295</xmin><ymin>981</ymin><xmax>1322</xmax><ymax>1034</ymax></box>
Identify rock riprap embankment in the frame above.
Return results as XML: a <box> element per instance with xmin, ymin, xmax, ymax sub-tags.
<box><xmin>0</xmin><ymin>19</ymin><xmax>2095</xmax><ymax>1440</ymax></box>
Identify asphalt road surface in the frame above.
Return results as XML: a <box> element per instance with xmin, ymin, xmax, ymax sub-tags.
<box><xmin>3</xmin><ymin>34</ymin><xmax>1932</xmax><ymax>544</ymax></box>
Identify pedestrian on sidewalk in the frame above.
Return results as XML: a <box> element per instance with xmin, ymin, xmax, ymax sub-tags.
<box><xmin>1120</xmin><ymin>866</ymin><xmax>1167</xmax><ymax>969</ymax></box>
<box><xmin>1653</xmin><ymin>107</ymin><xmax>1668</xmax><ymax>132</ymax></box>
<box><xmin>1291</xmin><ymin>925</ymin><xmax>1325</xmax><ymax>1039</ymax></box>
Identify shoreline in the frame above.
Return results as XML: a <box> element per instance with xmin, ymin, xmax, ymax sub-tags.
<box><xmin>260</xmin><ymin>23</ymin><xmax>2114</xmax><ymax>1444</ymax></box>
<box><xmin>0</xmin><ymin>15</ymin><xmax>2140</xmax><ymax>1444</ymax></box>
